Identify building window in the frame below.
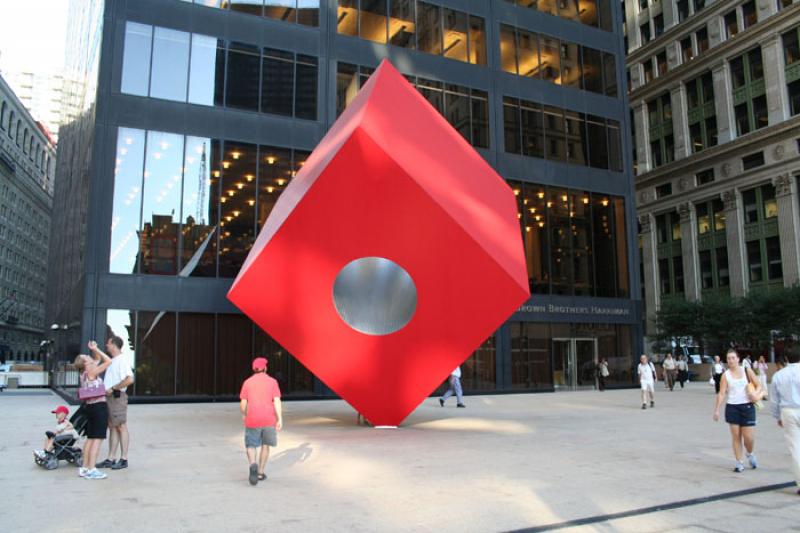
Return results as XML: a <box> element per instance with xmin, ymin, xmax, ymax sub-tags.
<box><xmin>730</xmin><ymin>47</ymin><xmax>766</xmax><ymax>136</ymax></box>
<box><xmin>746</xmin><ymin>240</ymin><xmax>763</xmax><ymax>282</ymax></box>
<box><xmin>676</xmin><ymin>0</ymin><xmax>690</xmax><ymax>22</ymax></box>
<box><xmin>742</xmin><ymin>1</ymin><xmax>757</xmax><ymax>29</ymax></box>
<box><xmin>766</xmin><ymin>236</ymin><xmax>783</xmax><ymax>280</ymax></box>
<box><xmin>337</xmin><ymin>62</ymin><xmax>489</xmax><ymax>148</ymax></box>
<box><xmin>656</xmin><ymin>50</ymin><xmax>667</xmax><ymax>76</ymax></box>
<box><xmin>505</xmin><ymin>0</ymin><xmax>613</xmax><ymax>30</ymax></box>
<box><xmin>647</xmin><ymin>93</ymin><xmax>673</xmax><ymax>168</ymax></box>
<box><xmin>653</xmin><ymin>14</ymin><xmax>664</xmax><ymax>37</ymax></box>
<box><xmin>656</xmin><ymin>183</ymin><xmax>672</xmax><ymax>198</ymax></box>
<box><xmin>510</xmin><ymin>181</ymin><xmax>629</xmax><ymax>297</ymax></box>
<box><xmin>681</xmin><ymin>37</ymin><xmax>694</xmax><ymax>63</ymax></box>
<box><xmin>120</xmin><ymin>23</ymin><xmax>318</xmax><ymax>121</ymax></box>
<box><xmin>337</xmin><ymin>1</ymin><xmax>485</xmax><ymax>64</ymax></box>
<box><xmin>503</xmin><ymin>96</ymin><xmax>622</xmax><ymax>170</ymax></box>
<box><xmin>499</xmin><ymin>24</ymin><xmax>616</xmax><ymax>97</ymax></box>
<box><xmin>686</xmin><ymin>72</ymin><xmax>717</xmax><ymax>153</ymax></box>
<box><xmin>640</xmin><ymin>22</ymin><xmax>651</xmax><ymax>45</ymax></box>
<box><xmin>724</xmin><ymin>10</ymin><xmax>738</xmax><ymax>40</ymax></box>
<box><xmin>696</xmin><ymin>27</ymin><xmax>709</xmax><ymax>54</ymax></box>
<box><xmin>193</xmin><ymin>0</ymin><xmax>319</xmax><ymax>26</ymax></box>
<box><xmin>783</xmin><ymin>27</ymin><xmax>800</xmax><ymax>115</ymax></box>
<box><xmin>742</xmin><ymin>151</ymin><xmax>765</xmax><ymax>170</ymax></box>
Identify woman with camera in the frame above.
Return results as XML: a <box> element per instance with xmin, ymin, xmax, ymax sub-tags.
<box><xmin>73</xmin><ymin>341</ymin><xmax>112</xmax><ymax>480</ymax></box>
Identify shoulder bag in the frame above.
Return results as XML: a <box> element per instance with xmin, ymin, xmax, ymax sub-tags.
<box><xmin>78</xmin><ymin>372</ymin><xmax>106</xmax><ymax>401</ymax></box>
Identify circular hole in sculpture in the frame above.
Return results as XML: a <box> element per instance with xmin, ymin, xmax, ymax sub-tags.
<box><xmin>333</xmin><ymin>257</ymin><xmax>417</xmax><ymax>336</ymax></box>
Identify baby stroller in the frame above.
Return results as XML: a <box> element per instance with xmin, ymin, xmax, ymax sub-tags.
<box><xmin>34</xmin><ymin>405</ymin><xmax>87</xmax><ymax>470</ymax></box>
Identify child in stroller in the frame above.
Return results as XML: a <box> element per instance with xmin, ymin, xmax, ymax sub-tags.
<box><xmin>33</xmin><ymin>405</ymin><xmax>86</xmax><ymax>470</ymax></box>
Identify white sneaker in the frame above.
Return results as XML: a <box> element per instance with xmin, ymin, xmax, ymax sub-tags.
<box><xmin>34</xmin><ymin>450</ymin><xmax>46</xmax><ymax>459</ymax></box>
<box><xmin>84</xmin><ymin>468</ymin><xmax>107</xmax><ymax>480</ymax></box>
<box><xmin>78</xmin><ymin>467</ymin><xmax>88</xmax><ymax>477</ymax></box>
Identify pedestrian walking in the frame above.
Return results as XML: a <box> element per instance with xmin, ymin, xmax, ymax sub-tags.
<box><xmin>94</xmin><ymin>336</ymin><xmax>134</xmax><ymax>470</ymax></box>
<box><xmin>73</xmin><ymin>342</ymin><xmax>112</xmax><ymax>480</ymax></box>
<box><xmin>240</xmin><ymin>357</ymin><xmax>282</xmax><ymax>486</ymax></box>
<box><xmin>712</xmin><ymin>355</ymin><xmax>725</xmax><ymax>394</ymax></box>
<box><xmin>712</xmin><ymin>349</ymin><xmax>764</xmax><ymax>472</ymax></box>
<box><xmin>769</xmin><ymin>344</ymin><xmax>800</xmax><ymax>495</ymax></box>
<box><xmin>742</xmin><ymin>354</ymin><xmax>753</xmax><ymax>371</ymax></box>
<box><xmin>440</xmin><ymin>366</ymin><xmax>465</xmax><ymax>407</ymax></box>
<box><xmin>637</xmin><ymin>355</ymin><xmax>656</xmax><ymax>409</ymax></box>
<box><xmin>676</xmin><ymin>355</ymin><xmax>689</xmax><ymax>389</ymax></box>
<box><xmin>597</xmin><ymin>358</ymin><xmax>610</xmax><ymax>391</ymax></box>
<box><xmin>755</xmin><ymin>356</ymin><xmax>769</xmax><ymax>398</ymax></box>
<box><xmin>663</xmin><ymin>354</ymin><xmax>677</xmax><ymax>391</ymax></box>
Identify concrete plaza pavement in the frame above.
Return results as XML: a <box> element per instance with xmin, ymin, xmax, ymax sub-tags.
<box><xmin>1</xmin><ymin>383</ymin><xmax>798</xmax><ymax>532</ymax></box>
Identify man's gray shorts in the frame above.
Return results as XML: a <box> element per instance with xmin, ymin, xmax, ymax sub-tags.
<box><xmin>245</xmin><ymin>426</ymin><xmax>277</xmax><ymax>448</ymax></box>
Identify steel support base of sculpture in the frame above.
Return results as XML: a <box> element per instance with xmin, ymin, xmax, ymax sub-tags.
<box><xmin>228</xmin><ymin>60</ymin><xmax>530</xmax><ymax>427</ymax></box>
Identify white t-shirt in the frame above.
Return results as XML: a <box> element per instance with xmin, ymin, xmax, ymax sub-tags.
<box><xmin>638</xmin><ymin>362</ymin><xmax>655</xmax><ymax>385</ymax></box>
<box><xmin>103</xmin><ymin>353</ymin><xmax>134</xmax><ymax>392</ymax></box>
<box><xmin>451</xmin><ymin>366</ymin><xmax>462</xmax><ymax>379</ymax></box>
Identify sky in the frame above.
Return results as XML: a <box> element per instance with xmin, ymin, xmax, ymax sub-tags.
<box><xmin>0</xmin><ymin>1</ymin><xmax>69</xmax><ymax>76</ymax></box>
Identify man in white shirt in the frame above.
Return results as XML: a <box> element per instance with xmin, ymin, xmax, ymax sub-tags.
<box><xmin>638</xmin><ymin>354</ymin><xmax>656</xmax><ymax>409</ymax></box>
<box><xmin>93</xmin><ymin>335</ymin><xmax>134</xmax><ymax>470</ymax></box>
<box><xmin>439</xmin><ymin>366</ymin><xmax>465</xmax><ymax>408</ymax></box>
<box><xmin>770</xmin><ymin>346</ymin><xmax>800</xmax><ymax>495</ymax></box>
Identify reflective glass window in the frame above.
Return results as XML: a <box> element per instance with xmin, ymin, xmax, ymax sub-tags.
<box><xmin>523</xmin><ymin>185</ymin><xmax>549</xmax><ymax>293</ymax></box>
<box><xmin>579</xmin><ymin>0</ymin><xmax>599</xmax><ymax>26</ymax></box>
<box><xmin>565</xmin><ymin>111</ymin><xmax>587</xmax><ymax>166</ymax></box>
<box><xmin>216</xmin><ymin>314</ymin><xmax>253</xmax><ymax>395</ymax></box>
<box><xmin>254</xmin><ymin>328</ymin><xmax>314</xmax><ymax>395</ymax></box>
<box><xmin>140</xmin><ymin>131</ymin><xmax>184</xmax><ymax>275</ymax></box>
<box><xmin>470</xmin><ymin>90</ymin><xmax>489</xmax><ymax>149</ymax></box>
<box><xmin>121</xmin><ymin>23</ymin><xmax>152</xmax><ymax>97</ymax></box>
<box><xmin>296</xmin><ymin>0</ymin><xmax>319</xmax><ymax>25</ymax></box>
<box><xmin>181</xmin><ymin>136</ymin><xmax>217</xmax><ymax>274</ymax></box>
<box><xmin>263</xmin><ymin>1</ymin><xmax>295</xmax><ymax>22</ymax></box>
<box><xmin>295</xmin><ymin>54</ymin><xmax>318</xmax><ymax>120</ymax></box>
<box><xmin>232</xmin><ymin>0</ymin><xmax>265</xmax><ymax>15</ymax></box>
<box><xmin>592</xmin><ymin>194</ymin><xmax>615</xmax><ymax>297</ymax></box>
<box><xmin>503</xmin><ymin>97</ymin><xmax>521</xmax><ymax>154</ymax></box>
<box><xmin>571</xmin><ymin>192</ymin><xmax>592</xmax><ymax>296</ymax></box>
<box><xmin>176</xmin><ymin>313</ymin><xmax>215</xmax><ymax>395</ymax></box>
<box><xmin>544</xmin><ymin>105</ymin><xmax>566</xmax><ymax>161</ymax></box>
<box><xmin>360</xmin><ymin>0</ymin><xmax>388</xmax><ymax>43</ymax></box>
<box><xmin>417</xmin><ymin>78</ymin><xmax>443</xmax><ymax>112</ymax></box>
<box><xmin>517</xmin><ymin>31</ymin><xmax>540</xmax><ymax>78</ymax></box>
<box><xmin>188</xmin><ymin>34</ymin><xmax>223</xmax><ymax>106</ymax></box>
<box><xmin>607</xmin><ymin>120</ymin><xmax>622</xmax><ymax>172</ymax></box>
<box><xmin>521</xmin><ymin>100</ymin><xmax>545</xmax><ymax>159</ymax></box>
<box><xmin>390</xmin><ymin>0</ymin><xmax>415</xmax><ymax>48</ymax></box>
<box><xmin>598</xmin><ymin>0</ymin><xmax>612</xmax><ymax>31</ymax></box>
<box><xmin>226</xmin><ymin>42</ymin><xmax>260</xmax><ymax>111</ymax></box>
<box><xmin>468</xmin><ymin>16</ymin><xmax>487</xmax><ymax>65</ymax></box>
<box><xmin>582</xmin><ymin>48</ymin><xmax>602</xmax><ymax>93</ymax></box>
<box><xmin>549</xmin><ymin>188</ymin><xmax>572</xmax><ymax>295</ymax></box>
<box><xmin>336</xmin><ymin>62</ymin><xmax>359</xmax><ymax>115</ymax></box>
<box><xmin>418</xmin><ymin>2</ymin><xmax>442</xmax><ymax>55</ymax></box>
<box><xmin>500</xmin><ymin>25</ymin><xmax>518</xmax><ymax>74</ymax></box>
<box><xmin>261</xmin><ymin>48</ymin><xmax>293</xmax><ymax>116</ymax></box>
<box><xmin>218</xmin><ymin>142</ymin><xmax>258</xmax><ymax>278</ymax></box>
<box><xmin>444</xmin><ymin>85</ymin><xmax>470</xmax><ymax>141</ymax></box>
<box><xmin>586</xmin><ymin>115</ymin><xmax>608</xmax><ymax>169</ymax></box>
<box><xmin>110</xmin><ymin>128</ymin><xmax>145</xmax><ymax>274</ymax></box>
<box><xmin>337</xmin><ymin>0</ymin><xmax>358</xmax><ymax>36</ymax></box>
<box><xmin>258</xmin><ymin>146</ymin><xmax>292</xmax><ymax>229</ymax></box>
<box><xmin>540</xmin><ymin>37</ymin><xmax>561</xmax><ymax>84</ymax></box>
<box><xmin>443</xmin><ymin>9</ymin><xmax>468</xmax><ymax>62</ymax></box>
<box><xmin>137</xmin><ymin>311</ymin><xmax>176</xmax><ymax>396</ymax></box>
<box><xmin>747</xmin><ymin>240</ymin><xmax>762</xmax><ymax>282</ymax></box>
<box><xmin>150</xmin><ymin>27</ymin><xmax>190</xmax><ymax>102</ymax></box>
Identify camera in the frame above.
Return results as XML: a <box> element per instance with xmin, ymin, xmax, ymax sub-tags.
<box><xmin>113</xmin><ymin>390</ymin><xmax>121</xmax><ymax>398</ymax></box>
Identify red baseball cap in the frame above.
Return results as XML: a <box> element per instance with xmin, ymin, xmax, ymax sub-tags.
<box><xmin>51</xmin><ymin>406</ymin><xmax>69</xmax><ymax>415</ymax></box>
<box><xmin>252</xmin><ymin>357</ymin><xmax>268</xmax><ymax>370</ymax></box>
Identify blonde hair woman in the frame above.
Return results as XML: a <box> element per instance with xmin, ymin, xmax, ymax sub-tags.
<box><xmin>74</xmin><ymin>341</ymin><xmax>112</xmax><ymax>479</ymax></box>
<box><xmin>713</xmin><ymin>348</ymin><xmax>764</xmax><ymax>472</ymax></box>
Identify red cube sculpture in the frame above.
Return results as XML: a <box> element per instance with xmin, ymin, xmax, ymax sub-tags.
<box><xmin>228</xmin><ymin>60</ymin><xmax>529</xmax><ymax>426</ymax></box>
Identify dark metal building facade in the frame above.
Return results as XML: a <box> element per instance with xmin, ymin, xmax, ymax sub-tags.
<box><xmin>48</xmin><ymin>0</ymin><xmax>642</xmax><ymax>400</ymax></box>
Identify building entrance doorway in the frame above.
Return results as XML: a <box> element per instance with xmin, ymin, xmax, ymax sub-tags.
<box><xmin>552</xmin><ymin>338</ymin><xmax>597</xmax><ymax>390</ymax></box>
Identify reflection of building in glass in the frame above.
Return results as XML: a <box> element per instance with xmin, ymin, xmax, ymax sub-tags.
<box><xmin>49</xmin><ymin>1</ymin><xmax>642</xmax><ymax>400</ymax></box>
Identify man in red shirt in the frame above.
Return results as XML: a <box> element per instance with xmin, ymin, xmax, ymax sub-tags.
<box><xmin>240</xmin><ymin>357</ymin><xmax>282</xmax><ymax>485</ymax></box>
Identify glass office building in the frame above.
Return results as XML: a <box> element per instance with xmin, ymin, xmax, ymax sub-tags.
<box><xmin>49</xmin><ymin>0</ymin><xmax>642</xmax><ymax>400</ymax></box>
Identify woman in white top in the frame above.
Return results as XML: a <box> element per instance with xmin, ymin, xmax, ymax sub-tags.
<box><xmin>713</xmin><ymin>349</ymin><xmax>764</xmax><ymax>472</ymax></box>
<box><xmin>755</xmin><ymin>356</ymin><xmax>769</xmax><ymax>398</ymax></box>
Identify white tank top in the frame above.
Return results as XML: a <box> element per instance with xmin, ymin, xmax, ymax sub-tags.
<box><xmin>725</xmin><ymin>369</ymin><xmax>750</xmax><ymax>405</ymax></box>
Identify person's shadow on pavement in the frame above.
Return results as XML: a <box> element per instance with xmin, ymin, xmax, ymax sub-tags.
<box><xmin>270</xmin><ymin>442</ymin><xmax>313</xmax><ymax>469</ymax></box>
